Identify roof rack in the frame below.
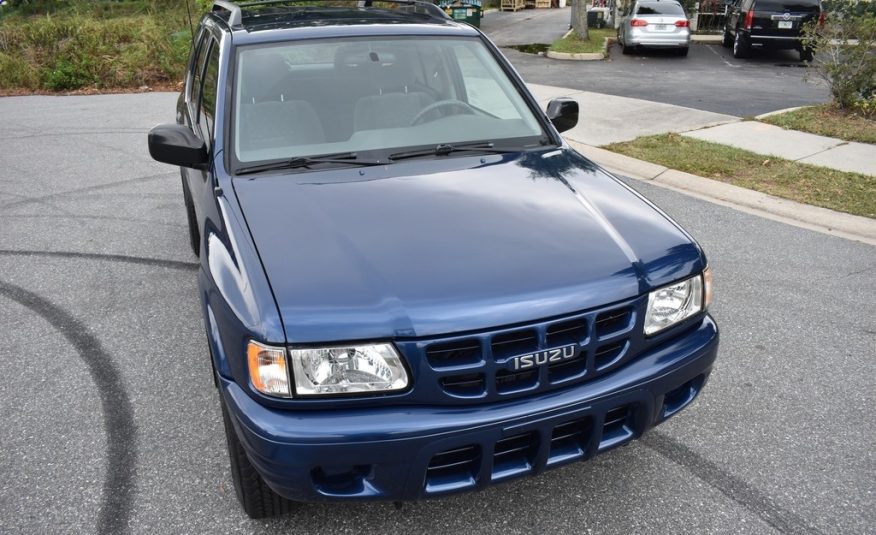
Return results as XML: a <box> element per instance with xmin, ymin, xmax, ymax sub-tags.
<box><xmin>212</xmin><ymin>1</ymin><xmax>244</xmax><ymax>29</ymax></box>
<box><xmin>211</xmin><ymin>0</ymin><xmax>449</xmax><ymax>30</ymax></box>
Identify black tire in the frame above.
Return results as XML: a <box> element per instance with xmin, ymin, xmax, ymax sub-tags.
<box><xmin>722</xmin><ymin>29</ymin><xmax>733</xmax><ymax>48</ymax></box>
<box><xmin>221</xmin><ymin>398</ymin><xmax>294</xmax><ymax>518</ymax></box>
<box><xmin>799</xmin><ymin>47</ymin><xmax>814</xmax><ymax>62</ymax></box>
<box><xmin>677</xmin><ymin>47</ymin><xmax>689</xmax><ymax>57</ymax></box>
<box><xmin>180</xmin><ymin>173</ymin><xmax>200</xmax><ymax>258</ymax></box>
<box><xmin>621</xmin><ymin>41</ymin><xmax>633</xmax><ymax>55</ymax></box>
<box><xmin>733</xmin><ymin>31</ymin><xmax>749</xmax><ymax>59</ymax></box>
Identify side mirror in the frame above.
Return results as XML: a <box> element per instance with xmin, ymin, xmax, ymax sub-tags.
<box><xmin>148</xmin><ymin>124</ymin><xmax>209</xmax><ymax>169</ymax></box>
<box><xmin>546</xmin><ymin>98</ymin><xmax>579</xmax><ymax>134</ymax></box>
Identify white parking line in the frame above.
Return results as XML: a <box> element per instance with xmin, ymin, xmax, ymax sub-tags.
<box><xmin>706</xmin><ymin>43</ymin><xmax>740</xmax><ymax>68</ymax></box>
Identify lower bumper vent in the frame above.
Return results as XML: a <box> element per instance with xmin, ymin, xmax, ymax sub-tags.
<box><xmin>425</xmin><ymin>445</ymin><xmax>480</xmax><ymax>494</ymax></box>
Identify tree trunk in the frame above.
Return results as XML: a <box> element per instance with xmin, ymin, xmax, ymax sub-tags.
<box><xmin>573</xmin><ymin>0</ymin><xmax>590</xmax><ymax>40</ymax></box>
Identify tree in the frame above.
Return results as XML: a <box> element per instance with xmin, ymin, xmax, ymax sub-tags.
<box><xmin>573</xmin><ymin>0</ymin><xmax>589</xmax><ymax>40</ymax></box>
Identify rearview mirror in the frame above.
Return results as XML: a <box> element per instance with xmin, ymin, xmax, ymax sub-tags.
<box><xmin>546</xmin><ymin>98</ymin><xmax>579</xmax><ymax>133</ymax></box>
<box><xmin>148</xmin><ymin>124</ymin><xmax>209</xmax><ymax>169</ymax></box>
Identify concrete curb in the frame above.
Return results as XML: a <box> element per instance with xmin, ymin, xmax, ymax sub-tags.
<box><xmin>755</xmin><ymin>106</ymin><xmax>806</xmax><ymax>120</ymax></box>
<box><xmin>546</xmin><ymin>31</ymin><xmax>609</xmax><ymax>61</ymax></box>
<box><xmin>546</xmin><ymin>33</ymin><xmax>719</xmax><ymax>61</ymax></box>
<box><xmin>569</xmin><ymin>142</ymin><xmax>876</xmax><ymax>246</ymax></box>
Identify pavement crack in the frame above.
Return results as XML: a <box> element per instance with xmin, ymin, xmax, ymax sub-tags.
<box><xmin>0</xmin><ymin>280</ymin><xmax>138</xmax><ymax>535</ymax></box>
<box><xmin>643</xmin><ymin>431</ymin><xmax>823</xmax><ymax>535</ymax></box>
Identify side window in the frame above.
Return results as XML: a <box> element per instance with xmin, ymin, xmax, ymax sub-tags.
<box><xmin>187</xmin><ymin>29</ymin><xmax>207</xmax><ymax>102</ymax></box>
<box><xmin>199</xmin><ymin>41</ymin><xmax>220</xmax><ymax>143</ymax></box>
<box><xmin>191</xmin><ymin>39</ymin><xmax>211</xmax><ymax>124</ymax></box>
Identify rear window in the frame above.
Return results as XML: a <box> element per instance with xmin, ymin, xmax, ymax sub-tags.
<box><xmin>754</xmin><ymin>0</ymin><xmax>819</xmax><ymax>11</ymax></box>
<box><xmin>636</xmin><ymin>2</ymin><xmax>686</xmax><ymax>15</ymax></box>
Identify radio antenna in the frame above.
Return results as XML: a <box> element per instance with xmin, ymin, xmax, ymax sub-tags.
<box><xmin>185</xmin><ymin>0</ymin><xmax>196</xmax><ymax>47</ymax></box>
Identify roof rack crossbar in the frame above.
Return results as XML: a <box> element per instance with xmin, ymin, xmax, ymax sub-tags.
<box><xmin>234</xmin><ymin>0</ymin><xmax>450</xmax><ymax>23</ymax></box>
<box><xmin>213</xmin><ymin>1</ymin><xmax>244</xmax><ymax>29</ymax></box>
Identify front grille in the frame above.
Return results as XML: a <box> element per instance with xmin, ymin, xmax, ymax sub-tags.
<box><xmin>491</xmin><ymin>330</ymin><xmax>538</xmax><ymax>360</ymax></box>
<box><xmin>440</xmin><ymin>373</ymin><xmax>486</xmax><ymax>397</ymax></box>
<box><xmin>407</xmin><ymin>298</ymin><xmax>643</xmax><ymax>404</ymax></box>
<box><xmin>426</xmin><ymin>339</ymin><xmax>481</xmax><ymax>368</ymax></box>
<box><xmin>595</xmin><ymin>307</ymin><xmax>633</xmax><ymax>338</ymax></box>
<box><xmin>546</xmin><ymin>317</ymin><xmax>588</xmax><ymax>347</ymax></box>
<box><xmin>495</xmin><ymin>368</ymin><xmax>538</xmax><ymax>393</ymax></box>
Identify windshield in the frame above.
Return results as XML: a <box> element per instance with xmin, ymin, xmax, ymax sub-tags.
<box><xmin>232</xmin><ymin>36</ymin><xmax>546</xmax><ymax>165</ymax></box>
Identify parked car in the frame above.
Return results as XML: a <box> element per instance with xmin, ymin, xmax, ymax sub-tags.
<box><xmin>722</xmin><ymin>0</ymin><xmax>822</xmax><ymax>60</ymax></box>
<box><xmin>617</xmin><ymin>0</ymin><xmax>691</xmax><ymax>56</ymax></box>
<box><xmin>148</xmin><ymin>0</ymin><xmax>719</xmax><ymax>518</ymax></box>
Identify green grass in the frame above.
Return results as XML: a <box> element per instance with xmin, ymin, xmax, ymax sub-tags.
<box><xmin>760</xmin><ymin>105</ymin><xmax>876</xmax><ymax>145</ymax></box>
<box><xmin>0</xmin><ymin>1</ymin><xmax>193</xmax><ymax>91</ymax></box>
<box><xmin>605</xmin><ymin>133</ymin><xmax>876</xmax><ymax>218</ymax></box>
<box><xmin>549</xmin><ymin>28</ymin><xmax>614</xmax><ymax>55</ymax></box>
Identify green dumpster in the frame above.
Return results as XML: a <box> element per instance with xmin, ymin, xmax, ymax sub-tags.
<box><xmin>438</xmin><ymin>0</ymin><xmax>482</xmax><ymax>27</ymax></box>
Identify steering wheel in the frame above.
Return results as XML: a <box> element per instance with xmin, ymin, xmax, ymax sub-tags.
<box><xmin>411</xmin><ymin>100</ymin><xmax>478</xmax><ymax>126</ymax></box>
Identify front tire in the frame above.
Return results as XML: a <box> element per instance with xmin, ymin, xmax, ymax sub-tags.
<box><xmin>221</xmin><ymin>398</ymin><xmax>294</xmax><ymax>518</ymax></box>
<box><xmin>722</xmin><ymin>28</ymin><xmax>733</xmax><ymax>48</ymax></box>
<box><xmin>733</xmin><ymin>31</ymin><xmax>750</xmax><ymax>59</ymax></box>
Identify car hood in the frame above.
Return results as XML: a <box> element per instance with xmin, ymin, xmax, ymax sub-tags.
<box><xmin>232</xmin><ymin>149</ymin><xmax>704</xmax><ymax>343</ymax></box>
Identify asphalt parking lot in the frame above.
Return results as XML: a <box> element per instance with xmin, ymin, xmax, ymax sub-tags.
<box><xmin>482</xmin><ymin>8</ymin><xmax>831</xmax><ymax>116</ymax></box>
<box><xmin>0</xmin><ymin>88</ymin><xmax>873</xmax><ymax>535</ymax></box>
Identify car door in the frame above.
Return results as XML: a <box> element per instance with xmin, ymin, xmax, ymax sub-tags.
<box><xmin>179</xmin><ymin>29</ymin><xmax>221</xmax><ymax>257</ymax></box>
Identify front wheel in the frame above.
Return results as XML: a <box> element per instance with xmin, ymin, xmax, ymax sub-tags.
<box><xmin>722</xmin><ymin>29</ymin><xmax>733</xmax><ymax>48</ymax></box>
<box><xmin>221</xmin><ymin>398</ymin><xmax>294</xmax><ymax>518</ymax></box>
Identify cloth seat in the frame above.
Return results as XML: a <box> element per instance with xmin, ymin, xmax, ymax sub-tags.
<box><xmin>239</xmin><ymin>100</ymin><xmax>325</xmax><ymax>150</ymax></box>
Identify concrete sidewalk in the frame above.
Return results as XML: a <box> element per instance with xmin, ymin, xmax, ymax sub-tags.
<box><xmin>527</xmin><ymin>83</ymin><xmax>876</xmax><ymax>176</ymax></box>
<box><xmin>527</xmin><ymin>83</ymin><xmax>738</xmax><ymax>145</ymax></box>
<box><xmin>525</xmin><ymin>83</ymin><xmax>876</xmax><ymax>244</ymax></box>
<box><xmin>683</xmin><ymin>121</ymin><xmax>876</xmax><ymax>176</ymax></box>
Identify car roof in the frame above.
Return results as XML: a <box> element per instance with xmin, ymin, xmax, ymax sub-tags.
<box><xmin>206</xmin><ymin>1</ymin><xmax>479</xmax><ymax>44</ymax></box>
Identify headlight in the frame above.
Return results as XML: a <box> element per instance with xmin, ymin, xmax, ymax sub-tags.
<box><xmin>247</xmin><ymin>341</ymin><xmax>291</xmax><ymax>398</ymax></box>
<box><xmin>289</xmin><ymin>343</ymin><xmax>409</xmax><ymax>396</ymax></box>
<box><xmin>644</xmin><ymin>270</ymin><xmax>709</xmax><ymax>336</ymax></box>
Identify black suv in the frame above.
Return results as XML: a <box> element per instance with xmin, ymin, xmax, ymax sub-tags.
<box><xmin>722</xmin><ymin>0</ymin><xmax>822</xmax><ymax>60</ymax></box>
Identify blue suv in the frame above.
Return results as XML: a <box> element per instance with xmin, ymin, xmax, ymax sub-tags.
<box><xmin>148</xmin><ymin>0</ymin><xmax>719</xmax><ymax>518</ymax></box>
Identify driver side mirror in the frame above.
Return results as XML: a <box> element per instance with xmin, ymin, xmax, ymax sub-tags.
<box><xmin>148</xmin><ymin>124</ymin><xmax>209</xmax><ymax>169</ymax></box>
<box><xmin>546</xmin><ymin>98</ymin><xmax>579</xmax><ymax>134</ymax></box>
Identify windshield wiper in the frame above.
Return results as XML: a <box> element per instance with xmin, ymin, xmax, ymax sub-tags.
<box><xmin>236</xmin><ymin>152</ymin><xmax>385</xmax><ymax>175</ymax></box>
<box><xmin>388</xmin><ymin>142</ymin><xmax>523</xmax><ymax>161</ymax></box>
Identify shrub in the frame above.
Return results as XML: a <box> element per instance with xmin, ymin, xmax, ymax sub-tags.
<box><xmin>803</xmin><ymin>9</ymin><xmax>876</xmax><ymax>109</ymax></box>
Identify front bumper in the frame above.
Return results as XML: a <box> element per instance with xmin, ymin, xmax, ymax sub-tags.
<box><xmin>221</xmin><ymin>315</ymin><xmax>719</xmax><ymax>502</ymax></box>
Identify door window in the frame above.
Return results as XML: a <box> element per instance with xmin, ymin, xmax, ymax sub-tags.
<box><xmin>199</xmin><ymin>42</ymin><xmax>220</xmax><ymax>143</ymax></box>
